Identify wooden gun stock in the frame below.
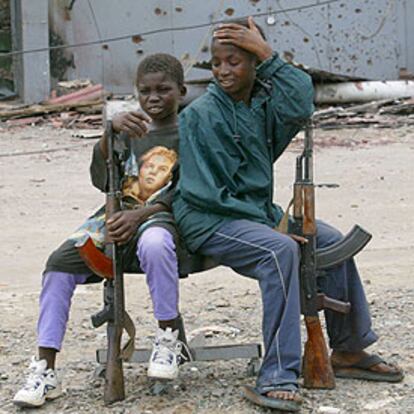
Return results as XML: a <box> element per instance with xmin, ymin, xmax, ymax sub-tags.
<box><xmin>104</xmin><ymin>301</ymin><xmax>125</xmax><ymax>403</ymax></box>
<box><xmin>303</xmin><ymin>316</ymin><xmax>335</xmax><ymax>389</ymax></box>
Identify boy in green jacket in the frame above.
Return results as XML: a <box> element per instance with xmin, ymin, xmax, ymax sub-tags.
<box><xmin>173</xmin><ymin>17</ymin><xmax>402</xmax><ymax>412</ymax></box>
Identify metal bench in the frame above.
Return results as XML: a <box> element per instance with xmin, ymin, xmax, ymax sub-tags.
<box><xmin>91</xmin><ymin>253</ymin><xmax>263</xmax><ymax>397</ymax></box>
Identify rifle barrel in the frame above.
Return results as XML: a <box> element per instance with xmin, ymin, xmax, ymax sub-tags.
<box><xmin>304</xmin><ymin>129</ymin><xmax>313</xmax><ymax>180</ymax></box>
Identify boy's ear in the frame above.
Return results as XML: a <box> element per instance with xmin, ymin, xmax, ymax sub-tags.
<box><xmin>251</xmin><ymin>54</ymin><xmax>258</xmax><ymax>68</ymax></box>
<box><xmin>180</xmin><ymin>85</ymin><xmax>187</xmax><ymax>97</ymax></box>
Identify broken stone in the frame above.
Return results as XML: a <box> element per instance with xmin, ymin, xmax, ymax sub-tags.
<box><xmin>318</xmin><ymin>407</ymin><xmax>341</xmax><ymax>414</ymax></box>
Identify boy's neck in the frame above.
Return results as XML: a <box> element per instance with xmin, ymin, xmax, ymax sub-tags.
<box><xmin>150</xmin><ymin>114</ymin><xmax>178</xmax><ymax>130</ymax></box>
<box><xmin>219</xmin><ymin>82</ymin><xmax>254</xmax><ymax>106</ymax></box>
<box><xmin>235</xmin><ymin>88</ymin><xmax>253</xmax><ymax>105</ymax></box>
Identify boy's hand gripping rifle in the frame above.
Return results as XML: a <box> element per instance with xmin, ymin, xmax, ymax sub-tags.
<box><xmin>291</xmin><ymin>120</ymin><xmax>372</xmax><ymax>389</ymax></box>
<box><xmin>90</xmin><ymin>122</ymin><xmax>135</xmax><ymax>404</ymax></box>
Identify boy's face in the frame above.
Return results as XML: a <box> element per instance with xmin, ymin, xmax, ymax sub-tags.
<box><xmin>137</xmin><ymin>72</ymin><xmax>184</xmax><ymax>121</ymax></box>
<box><xmin>211</xmin><ymin>40</ymin><xmax>256</xmax><ymax>102</ymax></box>
<box><xmin>139</xmin><ymin>154</ymin><xmax>173</xmax><ymax>194</ymax></box>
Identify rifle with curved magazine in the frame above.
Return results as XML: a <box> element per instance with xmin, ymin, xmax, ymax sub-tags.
<box><xmin>291</xmin><ymin>120</ymin><xmax>372</xmax><ymax>389</ymax></box>
<box><xmin>316</xmin><ymin>224</ymin><xmax>371</xmax><ymax>270</ymax></box>
<box><xmin>80</xmin><ymin>122</ymin><xmax>135</xmax><ymax>405</ymax></box>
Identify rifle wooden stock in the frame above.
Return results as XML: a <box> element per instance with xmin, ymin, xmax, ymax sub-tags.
<box><xmin>302</xmin><ymin>316</ymin><xmax>335</xmax><ymax>389</ymax></box>
<box><xmin>300</xmin><ymin>236</ymin><xmax>336</xmax><ymax>389</ymax></box>
<box><xmin>104</xmin><ymin>294</ymin><xmax>125</xmax><ymax>403</ymax></box>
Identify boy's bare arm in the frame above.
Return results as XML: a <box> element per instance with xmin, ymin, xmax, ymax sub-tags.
<box><xmin>213</xmin><ymin>16</ymin><xmax>272</xmax><ymax>62</ymax></box>
<box><xmin>106</xmin><ymin>203</ymin><xmax>168</xmax><ymax>244</ymax></box>
<box><xmin>98</xmin><ymin>111</ymin><xmax>152</xmax><ymax>158</ymax></box>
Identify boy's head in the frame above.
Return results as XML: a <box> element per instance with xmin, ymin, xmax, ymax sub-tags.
<box><xmin>211</xmin><ymin>18</ymin><xmax>266</xmax><ymax>101</ymax></box>
<box><xmin>136</xmin><ymin>53</ymin><xmax>186</xmax><ymax>122</ymax></box>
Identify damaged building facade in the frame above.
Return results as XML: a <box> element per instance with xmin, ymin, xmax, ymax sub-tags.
<box><xmin>0</xmin><ymin>0</ymin><xmax>13</xmax><ymax>98</ymax></box>
<box><xmin>2</xmin><ymin>0</ymin><xmax>414</xmax><ymax>103</ymax></box>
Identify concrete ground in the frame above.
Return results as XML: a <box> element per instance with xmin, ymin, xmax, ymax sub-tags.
<box><xmin>0</xmin><ymin>124</ymin><xmax>413</xmax><ymax>413</ymax></box>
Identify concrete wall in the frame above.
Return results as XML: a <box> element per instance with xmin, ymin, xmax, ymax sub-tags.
<box><xmin>34</xmin><ymin>0</ymin><xmax>414</xmax><ymax>96</ymax></box>
<box><xmin>0</xmin><ymin>0</ymin><xmax>13</xmax><ymax>93</ymax></box>
<box><xmin>11</xmin><ymin>0</ymin><xmax>50</xmax><ymax>103</ymax></box>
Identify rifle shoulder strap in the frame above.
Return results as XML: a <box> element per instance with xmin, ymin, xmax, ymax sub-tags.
<box><xmin>120</xmin><ymin>311</ymin><xmax>136</xmax><ymax>361</ymax></box>
<box><xmin>276</xmin><ymin>198</ymin><xmax>294</xmax><ymax>234</ymax></box>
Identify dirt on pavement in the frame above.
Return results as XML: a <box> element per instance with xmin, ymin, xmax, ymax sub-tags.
<box><xmin>0</xmin><ymin>124</ymin><xmax>413</xmax><ymax>413</ymax></box>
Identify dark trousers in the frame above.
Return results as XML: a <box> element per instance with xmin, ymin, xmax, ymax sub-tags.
<box><xmin>198</xmin><ymin>219</ymin><xmax>377</xmax><ymax>392</ymax></box>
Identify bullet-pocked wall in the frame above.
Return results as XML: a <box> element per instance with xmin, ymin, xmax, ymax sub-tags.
<box><xmin>49</xmin><ymin>0</ymin><xmax>414</xmax><ymax>95</ymax></box>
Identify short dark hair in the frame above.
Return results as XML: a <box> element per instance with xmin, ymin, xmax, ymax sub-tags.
<box><xmin>136</xmin><ymin>53</ymin><xmax>184</xmax><ymax>87</ymax></box>
<box><xmin>213</xmin><ymin>17</ymin><xmax>266</xmax><ymax>40</ymax></box>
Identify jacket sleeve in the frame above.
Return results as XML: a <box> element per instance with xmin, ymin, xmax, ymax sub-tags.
<box><xmin>256</xmin><ymin>53</ymin><xmax>314</xmax><ymax>160</ymax></box>
<box><xmin>178</xmin><ymin>108</ymin><xmax>267</xmax><ymax>219</ymax></box>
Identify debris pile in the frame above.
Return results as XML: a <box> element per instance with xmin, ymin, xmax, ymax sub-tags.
<box><xmin>314</xmin><ymin>97</ymin><xmax>414</xmax><ymax>129</ymax></box>
<box><xmin>1</xmin><ymin>77</ymin><xmax>413</xmax><ymax>132</ymax></box>
<box><xmin>0</xmin><ymin>82</ymin><xmax>107</xmax><ymax>129</ymax></box>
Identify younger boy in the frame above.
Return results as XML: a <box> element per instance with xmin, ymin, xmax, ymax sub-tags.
<box><xmin>173</xmin><ymin>17</ymin><xmax>403</xmax><ymax>412</ymax></box>
<box><xmin>13</xmin><ymin>53</ymin><xmax>187</xmax><ymax>408</ymax></box>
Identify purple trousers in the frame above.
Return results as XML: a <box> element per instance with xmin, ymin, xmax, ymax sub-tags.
<box><xmin>38</xmin><ymin>227</ymin><xmax>179</xmax><ymax>351</ymax></box>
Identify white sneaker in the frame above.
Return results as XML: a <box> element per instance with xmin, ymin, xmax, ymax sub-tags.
<box><xmin>147</xmin><ymin>327</ymin><xmax>187</xmax><ymax>380</ymax></box>
<box><xmin>13</xmin><ymin>356</ymin><xmax>62</xmax><ymax>408</ymax></box>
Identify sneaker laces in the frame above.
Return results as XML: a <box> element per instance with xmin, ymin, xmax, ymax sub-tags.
<box><xmin>153</xmin><ymin>337</ymin><xmax>193</xmax><ymax>365</ymax></box>
<box><xmin>152</xmin><ymin>342</ymin><xmax>175</xmax><ymax>366</ymax></box>
<box><xmin>22</xmin><ymin>357</ymin><xmax>47</xmax><ymax>391</ymax></box>
<box><xmin>23</xmin><ymin>373</ymin><xmax>43</xmax><ymax>391</ymax></box>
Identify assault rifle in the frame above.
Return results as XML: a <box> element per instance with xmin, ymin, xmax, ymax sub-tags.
<box><xmin>84</xmin><ymin>122</ymin><xmax>135</xmax><ymax>405</ymax></box>
<box><xmin>291</xmin><ymin>121</ymin><xmax>372</xmax><ymax>389</ymax></box>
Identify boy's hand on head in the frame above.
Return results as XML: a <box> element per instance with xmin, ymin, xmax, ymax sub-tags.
<box><xmin>112</xmin><ymin>111</ymin><xmax>151</xmax><ymax>138</ymax></box>
<box><xmin>213</xmin><ymin>16</ymin><xmax>272</xmax><ymax>62</ymax></box>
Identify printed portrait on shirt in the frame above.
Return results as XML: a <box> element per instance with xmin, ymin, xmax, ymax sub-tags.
<box><xmin>122</xmin><ymin>146</ymin><xmax>178</xmax><ymax>206</ymax></box>
<box><xmin>70</xmin><ymin>146</ymin><xmax>177</xmax><ymax>251</ymax></box>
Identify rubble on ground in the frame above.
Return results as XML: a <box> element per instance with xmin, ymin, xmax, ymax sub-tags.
<box><xmin>0</xmin><ymin>125</ymin><xmax>413</xmax><ymax>413</ymax></box>
<box><xmin>314</xmin><ymin>97</ymin><xmax>414</xmax><ymax>129</ymax></box>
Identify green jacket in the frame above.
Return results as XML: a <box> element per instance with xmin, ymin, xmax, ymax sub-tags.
<box><xmin>173</xmin><ymin>53</ymin><xmax>314</xmax><ymax>252</ymax></box>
